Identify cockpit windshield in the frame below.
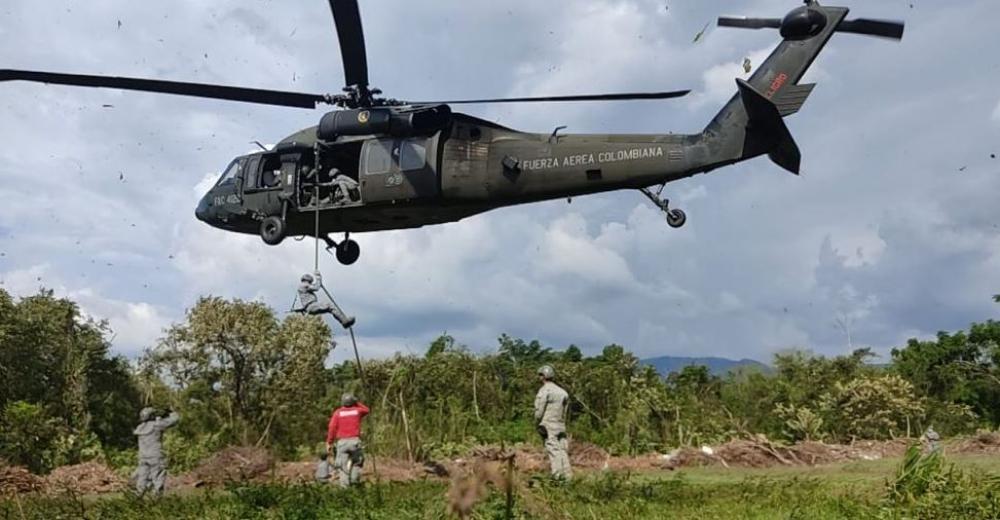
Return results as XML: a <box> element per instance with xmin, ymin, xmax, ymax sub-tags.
<box><xmin>216</xmin><ymin>159</ymin><xmax>242</xmax><ymax>186</ymax></box>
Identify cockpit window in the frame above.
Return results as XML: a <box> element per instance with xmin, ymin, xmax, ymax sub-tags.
<box><xmin>399</xmin><ymin>140</ymin><xmax>426</xmax><ymax>171</ymax></box>
<box><xmin>216</xmin><ymin>159</ymin><xmax>241</xmax><ymax>186</ymax></box>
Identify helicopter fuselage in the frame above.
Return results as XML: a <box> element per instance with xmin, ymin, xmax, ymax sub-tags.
<box><xmin>195</xmin><ymin>112</ymin><xmax>726</xmax><ymax>240</ymax></box>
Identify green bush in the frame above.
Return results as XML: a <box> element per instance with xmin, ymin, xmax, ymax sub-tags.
<box><xmin>879</xmin><ymin>445</ymin><xmax>1000</xmax><ymax>518</ymax></box>
<box><xmin>0</xmin><ymin>401</ymin><xmax>61</xmax><ymax>473</ymax></box>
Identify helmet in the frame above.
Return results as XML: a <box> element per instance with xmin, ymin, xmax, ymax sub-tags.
<box><xmin>341</xmin><ymin>393</ymin><xmax>357</xmax><ymax>407</ymax></box>
<box><xmin>537</xmin><ymin>365</ymin><xmax>555</xmax><ymax>380</ymax></box>
<box><xmin>139</xmin><ymin>407</ymin><xmax>156</xmax><ymax>422</ymax></box>
<box><xmin>301</xmin><ymin>273</ymin><xmax>314</xmax><ymax>283</ymax></box>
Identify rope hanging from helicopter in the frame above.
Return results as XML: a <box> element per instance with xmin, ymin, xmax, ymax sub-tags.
<box><xmin>307</xmin><ymin>164</ymin><xmax>371</xmax><ymax>399</ymax></box>
<box><xmin>306</xmin><ymin>169</ymin><xmax>377</xmax><ymax>480</ymax></box>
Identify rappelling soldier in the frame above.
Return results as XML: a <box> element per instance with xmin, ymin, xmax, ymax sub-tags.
<box><xmin>298</xmin><ymin>271</ymin><xmax>356</xmax><ymax>329</ymax></box>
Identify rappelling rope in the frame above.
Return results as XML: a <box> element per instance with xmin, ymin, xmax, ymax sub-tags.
<box><xmin>318</xmin><ymin>270</ymin><xmax>380</xmax><ymax>485</ymax></box>
<box><xmin>313</xmin><ymin>181</ymin><xmax>320</xmax><ymax>271</ymax></box>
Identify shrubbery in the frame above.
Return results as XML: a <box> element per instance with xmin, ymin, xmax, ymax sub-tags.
<box><xmin>3</xmin><ymin>288</ymin><xmax>1000</xmax><ymax>472</ymax></box>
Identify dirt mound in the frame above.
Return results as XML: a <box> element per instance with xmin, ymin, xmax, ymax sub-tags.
<box><xmin>45</xmin><ymin>461</ymin><xmax>125</xmax><ymax>495</ymax></box>
<box><xmin>658</xmin><ymin>447</ymin><xmax>718</xmax><ymax>469</ymax></box>
<box><xmin>273</xmin><ymin>457</ymin><xmax>431</xmax><ymax>485</ymax></box>
<box><xmin>658</xmin><ymin>436</ymin><xmax>916</xmax><ymax>470</ymax></box>
<box><xmin>569</xmin><ymin>442</ymin><xmax>610</xmax><ymax>469</ymax></box>
<box><xmin>188</xmin><ymin>446</ymin><xmax>275</xmax><ymax>486</ymax></box>
<box><xmin>0</xmin><ymin>464</ymin><xmax>44</xmax><ymax>495</ymax></box>
<box><xmin>274</xmin><ymin>461</ymin><xmax>315</xmax><ymax>484</ymax></box>
<box><xmin>952</xmin><ymin>431</ymin><xmax>1000</xmax><ymax>454</ymax></box>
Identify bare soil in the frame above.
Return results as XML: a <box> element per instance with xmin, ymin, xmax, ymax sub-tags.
<box><xmin>5</xmin><ymin>434</ymin><xmax>996</xmax><ymax>497</ymax></box>
<box><xmin>45</xmin><ymin>461</ymin><xmax>125</xmax><ymax>495</ymax></box>
<box><xmin>0</xmin><ymin>464</ymin><xmax>43</xmax><ymax>496</ymax></box>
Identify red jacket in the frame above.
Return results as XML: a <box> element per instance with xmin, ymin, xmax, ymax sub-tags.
<box><xmin>326</xmin><ymin>403</ymin><xmax>370</xmax><ymax>443</ymax></box>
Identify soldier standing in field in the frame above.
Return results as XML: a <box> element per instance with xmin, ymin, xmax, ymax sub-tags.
<box><xmin>326</xmin><ymin>393</ymin><xmax>370</xmax><ymax>488</ymax></box>
<box><xmin>133</xmin><ymin>407</ymin><xmax>179</xmax><ymax>496</ymax></box>
<box><xmin>534</xmin><ymin>365</ymin><xmax>572</xmax><ymax>480</ymax></box>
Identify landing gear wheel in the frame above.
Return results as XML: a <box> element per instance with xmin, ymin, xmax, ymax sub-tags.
<box><xmin>335</xmin><ymin>239</ymin><xmax>361</xmax><ymax>265</ymax></box>
<box><xmin>260</xmin><ymin>216</ymin><xmax>286</xmax><ymax>245</ymax></box>
<box><xmin>666</xmin><ymin>209</ymin><xmax>687</xmax><ymax>228</ymax></box>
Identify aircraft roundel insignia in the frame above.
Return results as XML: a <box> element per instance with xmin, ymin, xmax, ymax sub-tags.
<box><xmin>357</xmin><ymin>110</ymin><xmax>370</xmax><ymax>124</ymax></box>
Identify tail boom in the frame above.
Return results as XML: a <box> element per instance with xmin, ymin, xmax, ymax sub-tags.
<box><xmin>696</xmin><ymin>5</ymin><xmax>850</xmax><ymax>175</ymax></box>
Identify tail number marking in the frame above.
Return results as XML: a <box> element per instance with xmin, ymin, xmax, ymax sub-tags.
<box><xmin>766</xmin><ymin>72</ymin><xmax>788</xmax><ymax>99</ymax></box>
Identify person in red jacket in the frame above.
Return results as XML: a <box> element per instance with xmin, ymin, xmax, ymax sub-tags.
<box><xmin>326</xmin><ymin>392</ymin><xmax>370</xmax><ymax>487</ymax></box>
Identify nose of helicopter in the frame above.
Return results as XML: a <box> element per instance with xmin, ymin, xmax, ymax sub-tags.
<box><xmin>195</xmin><ymin>195</ymin><xmax>211</xmax><ymax>222</ymax></box>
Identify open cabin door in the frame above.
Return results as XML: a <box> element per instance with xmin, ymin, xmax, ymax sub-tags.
<box><xmin>359</xmin><ymin>135</ymin><xmax>440</xmax><ymax>203</ymax></box>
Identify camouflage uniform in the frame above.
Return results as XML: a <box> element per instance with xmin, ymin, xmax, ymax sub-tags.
<box><xmin>334</xmin><ymin>438</ymin><xmax>365</xmax><ymax>488</ymax></box>
<box><xmin>331</xmin><ymin>170</ymin><xmax>359</xmax><ymax>205</ymax></box>
<box><xmin>923</xmin><ymin>426</ymin><xmax>941</xmax><ymax>453</ymax></box>
<box><xmin>314</xmin><ymin>454</ymin><xmax>332</xmax><ymax>482</ymax></box>
<box><xmin>133</xmin><ymin>408</ymin><xmax>179</xmax><ymax>496</ymax></box>
<box><xmin>298</xmin><ymin>272</ymin><xmax>355</xmax><ymax>328</ymax></box>
<box><xmin>534</xmin><ymin>374</ymin><xmax>572</xmax><ymax>479</ymax></box>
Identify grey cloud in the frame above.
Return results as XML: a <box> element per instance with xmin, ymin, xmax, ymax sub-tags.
<box><xmin>1</xmin><ymin>0</ymin><xmax>997</xmax><ymax>363</ymax></box>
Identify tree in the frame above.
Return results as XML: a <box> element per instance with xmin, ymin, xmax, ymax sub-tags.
<box><xmin>0</xmin><ymin>289</ymin><xmax>140</xmax><ymax>457</ymax></box>
<box><xmin>425</xmin><ymin>334</ymin><xmax>456</xmax><ymax>358</ymax></box>
<box><xmin>819</xmin><ymin>374</ymin><xmax>925</xmax><ymax>440</ymax></box>
<box><xmin>141</xmin><ymin>297</ymin><xmax>332</xmax><ymax>449</ymax></box>
<box><xmin>0</xmin><ymin>401</ymin><xmax>60</xmax><ymax>473</ymax></box>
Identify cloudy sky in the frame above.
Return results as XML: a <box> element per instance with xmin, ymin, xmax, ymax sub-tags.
<box><xmin>1</xmin><ymin>0</ymin><xmax>997</xmax><ymax>363</ymax></box>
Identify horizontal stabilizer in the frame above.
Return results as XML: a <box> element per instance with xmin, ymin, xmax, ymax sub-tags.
<box><xmin>772</xmin><ymin>83</ymin><xmax>815</xmax><ymax>117</ymax></box>
<box><xmin>737</xmin><ymin>79</ymin><xmax>801</xmax><ymax>174</ymax></box>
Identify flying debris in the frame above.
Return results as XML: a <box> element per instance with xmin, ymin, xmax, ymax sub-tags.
<box><xmin>693</xmin><ymin>22</ymin><xmax>710</xmax><ymax>43</ymax></box>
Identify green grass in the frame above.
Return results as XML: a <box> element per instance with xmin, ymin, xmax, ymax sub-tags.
<box><xmin>6</xmin><ymin>452</ymin><xmax>1000</xmax><ymax>519</ymax></box>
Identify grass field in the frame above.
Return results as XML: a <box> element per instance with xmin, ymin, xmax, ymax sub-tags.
<box><xmin>5</xmin><ymin>451</ymin><xmax>1000</xmax><ymax>519</ymax></box>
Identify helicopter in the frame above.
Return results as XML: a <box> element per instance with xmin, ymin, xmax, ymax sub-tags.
<box><xmin>1</xmin><ymin>0</ymin><xmax>903</xmax><ymax>266</ymax></box>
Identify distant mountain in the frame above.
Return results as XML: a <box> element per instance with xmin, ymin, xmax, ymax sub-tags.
<box><xmin>641</xmin><ymin>355</ymin><xmax>770</xmax><ymax>376</ymax></box>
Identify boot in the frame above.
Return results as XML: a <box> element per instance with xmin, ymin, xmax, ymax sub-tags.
<box><xmin>330</xmin><ymin>305</ymin><xmax>355</xmax><ymax>329</ymax></box>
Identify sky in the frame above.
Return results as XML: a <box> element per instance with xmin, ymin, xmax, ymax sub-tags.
<box><xmin>0</xmin><ymin>0</ymin><xmax>998</xmax><ymax>364</ymax></box>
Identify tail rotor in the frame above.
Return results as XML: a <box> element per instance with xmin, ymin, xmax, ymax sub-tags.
<box><xmin>719</xmin><ymin>1</ymin><xmax>904</xmax><ymax>42</ymax></box>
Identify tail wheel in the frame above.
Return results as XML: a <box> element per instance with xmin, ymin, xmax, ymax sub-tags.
<box><xmin>336</xmin><ymin>239</ymin><xmax>361</xmax><ymax>265</ymax></box>
<box><xmin>666</xmin><ymin>209</ymin><xmax>687</xmax><ymax>228</ymax></box>
<box><xmin>260</xmin><ymin>216</ymin><xmax>286</xmax><ymax>245</ymax></box>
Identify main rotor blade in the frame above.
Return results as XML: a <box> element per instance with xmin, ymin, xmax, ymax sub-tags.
<box><xmin>837</xmin><ymin>18</ymin><xmax>905</xmax><ymax>40</ymax></box>
<box><xmin>717</xmin><ymin>17</ymin><xmax>782</xmax><ymax>29</ymax></box>
<box><xmin>328</xmin><ymin>0</ymin><xmax>369</xmax><ymax>88</ymax></box>
<box><xmin>407</xmin><ymin>90</ymin><xmax>691</xmax><ymax>105</ymax></box>
<box><xmin>0</xmin><ymin>69</ymin><xmax>329</xmax><ymax>108</ymax></box>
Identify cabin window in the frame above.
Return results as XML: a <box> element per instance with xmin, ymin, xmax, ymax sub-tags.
<box><xmin>365</xmin><ymin>140</ymin><xmax>394</xmax><ymax>175</ymax></box>
<box><xmin>399</xmin><ymin>140</ymin><xmax>427</xmax><ymax>171</ymax></box>
<box><xmin>216</xmin><ymin>159</ymin><xmax>241</xmax><ymax>186</ymax></box>
<box><xmin>251</xmin><ymin>155</ymin><xmax>282</xmax><ymax>189</ymax></box>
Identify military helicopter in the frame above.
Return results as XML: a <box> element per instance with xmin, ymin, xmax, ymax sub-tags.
<box><xmin>1</xmin><ymin>0</ymin><xmax>902</xmax><ymax>266</ymax></box>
